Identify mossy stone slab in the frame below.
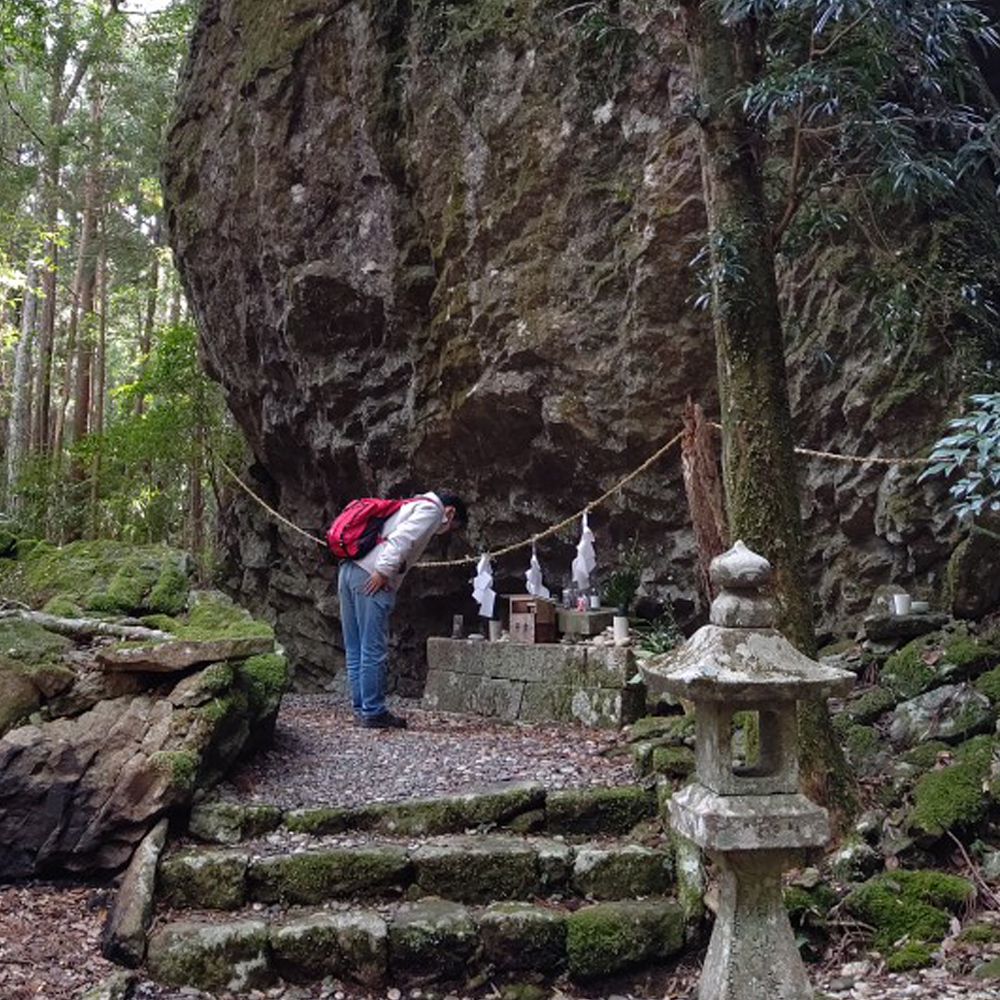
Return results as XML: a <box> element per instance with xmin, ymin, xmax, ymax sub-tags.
<box><xmin>270</xmin><ymin>910</ymin><xmax>388</xmax><ymax>985</ymax></box>
<box><xmin>571</xmin><ymin>845</ymin><xmax>673</xmax><ymax>899</ymax></box>
<box><xmin>97</xmin><ymin>635</ymin><xmax>275</xmax><ymax>673</ymax></box>
<box><xmin>188</xmin><ymin>800</ymin><xmax>283</xmax><ymax>843</ymax></box>
<box><xmin>410</xmin><ymin>836</ymin><xmax>540</xmax><ymax>903</ymax></box>
<box><xmin>546</xmin><ymin>785</ymin><xmax>656</xmax><ymax>835</ymax></box>
<box><xmin>388</xmin><ymin>899</ymin><xmax>478</xmax><ymax>983</ymax></box>
<box><xmin>478</xmin><ymin>902</ymin><xmax>567</xmax><ymax>971</ymax></box>
<box><xmin>247</xmin><ymin>846</ymin><xmax>411</xmax><ymax>904</ymax></box>
<box><xmin>145</xmin><ymin>919</ymin><xmax>272</xmax><ymax>991</ymax></box>
<box><xmin>565</xmin><ymin>899</ymin><xmax>685</xmax><ymax>979</ymax></box>
<box><xmin>354</xmin><ymin>781</ymin><xmax>545</xmax><ymax>836</ymax></box>
<box><xmin>157</xmin><ymin>849</ymin><xmax>249</xmax><ymax>910</ymax></box>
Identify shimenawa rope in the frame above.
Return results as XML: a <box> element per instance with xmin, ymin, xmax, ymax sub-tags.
<box><xmin>217</xmin><ymin>427</ymin><xmax>928</xmax><ymax>571</ymax></box>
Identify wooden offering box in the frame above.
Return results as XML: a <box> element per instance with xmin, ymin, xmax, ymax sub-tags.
<box><xmin>508</xmin><ymin>595</ymin><xmax>558</xmax><ymax>644</ymax></box>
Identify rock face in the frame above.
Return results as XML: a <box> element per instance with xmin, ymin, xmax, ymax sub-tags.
<box><xmin>164</xmin><ymin>0</ymin><xmax>970</xmax><ymax>691</ymax></box>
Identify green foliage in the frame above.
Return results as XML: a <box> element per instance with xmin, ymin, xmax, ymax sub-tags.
<box><xmin>602</xmin><ymin>541</ymin><xmax>644</xmax><ymax>613</ymax></box>
<box><xmin>919</xmin><ymin>393</ymin><xmax>1000</xmax><ymax>521</ymax></box>
<box><xmin>691</xmin><ymin>0</ymin><xmax>1000</xmax><ymax>357</ymax></box>
<box><xmin>634</xmin><ymin>612</ymin><xmax>683</xmax><ymax>655</ymax></box>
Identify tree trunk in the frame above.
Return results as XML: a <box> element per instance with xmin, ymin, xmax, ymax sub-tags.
<box><xmin>33</xmin><ymin>146</ymin><xmax>61</xmax><ymax>456</ymax></box>
<box><xmin>6</xmin><ymin>259</ymin><xmax>37</xmax><ymax>510</ymax></box>
<box><xmin>679</xmin><ymin>1</ymin><xmax>854</xmax><ymax>820</ymax></box>
<box><xmin>71</xmin><ymin>80</ymin><xmax>102</xmax><ymax>451</ymax></box>
<box><xmin>136</xmin><ymin>217</ymin><xmax>161</xmax><ymax>417</ymax></box>
<box><xmin>90</xmin><ymin>221</ymin><xmax>108</xmax><ymax>536</ymax></box>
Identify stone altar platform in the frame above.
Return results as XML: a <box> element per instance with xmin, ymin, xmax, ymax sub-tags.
<box><xmin>423</xmin><ymin>637</ymin><xmax>645</xmax><ymax>727</ymax></box>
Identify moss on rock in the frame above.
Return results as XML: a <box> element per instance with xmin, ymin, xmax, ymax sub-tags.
<box><xmin>145</xmin><ymin>919</ymin><xmax>272</xmax><ymax>991</ymax></box>
<box><xmin>412</xmin><ymin>838</ymin><xmax>538</xmax><ymax>903</ymax></box>
<box><xmin>975</xmin><ymin>666</ymin><xmax>1000</xmax><ymax>703</ymax></box>
<box><xmin>901</xmin><ymin>741</ymin><xmax>950</xmax><ymax>771</ymax></box>
<box><xmin>149</xmin><ymin>749</ymin><xmax>201</xmax><ymax>792</ymax></box>
<box><xmin>158</xmin><ymin>850</ymin><xmax>249</xmax><ymax>910</ymax></box>
<box><xmin>627</xmin><ymin>714</ymin><xmax>694</xmax><ymax>744</ymax></box>
<box><xmin>235</xmin><ymin>653</ymin><xmax>288</xmax><ymax>714</ymax></box>
<box><xmin>478</xmin><ymin>902</ymin><xmax>567</xmax><ymax>972</ymax></box>
<box><xmin>5</xmin><ymin>539</ymin><xmax>190</xmax><ymax>615</ymax></box>
<box><xmin>845</xmin><ymin>870</ymin><xmax>974</xmax><ymax>967</ymax></box>
<box><xmin>883</xmin><ymin>628</ymin><xmax>1000</xmax><ymax>701</ymax></box>
<box><xmin>571</xmin><ymin>845</ymin><xmax>673</xmax><ymax>900</ymax></box>
<box><xmin>546</xmin><ymin>785</ymin><xmax>656</xmax><ymax>835</ymax></box>
<box><xmin>0</xmin><ymin>618</ymin><xmax>71</xmax><ymax>662</ymax></box>
<box><xmin>247</xmin><ymin>847</ymin><xmax>411</xmax><ymax>905</ymax></box>
<box><xmin>907</xmin><ymin>735</ymin><xmax>997</xmax><ymax>838</ymax></box>
<box><xmin>565</xmin><ymin>900</ymin><xmax>684</xmax><ymax>979</ymax></box>
<box><xmin>844</xmin><ymin>686</ymin><xmax>897</xmax><ymax>725</ymax></box>
<box><xmin>387</xmin><ymin>898</ymin><xmax>478</xmax><ymax>982</ymax></box>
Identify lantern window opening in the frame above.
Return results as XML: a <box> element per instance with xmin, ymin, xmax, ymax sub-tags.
<box><xmin>729</xmin><ymin>707</ymin><xmax>783</xmax><ymax>779</ymax></box>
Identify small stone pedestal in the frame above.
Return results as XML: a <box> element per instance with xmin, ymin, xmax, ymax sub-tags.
<box><xmin>645</xmin><ymin>542</ymin><xmax>854</xmax><ymax>1000</ymax></box>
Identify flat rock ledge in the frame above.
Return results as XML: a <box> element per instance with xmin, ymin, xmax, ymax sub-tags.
<box><xmin>97</xmin><ymin>635</ymin><xmax>275</xmax><ymax>672</ymax></box>
<box><xmin>145</xmin><ymin>898</ymin><xmax>687</xmax><ymax>991</ymax></box>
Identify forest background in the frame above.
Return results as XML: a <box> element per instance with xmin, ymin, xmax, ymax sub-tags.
<box><xmin>0</xmin><ymin>0</ymin><xmax>230</xmax><ymax>575</ymax></box>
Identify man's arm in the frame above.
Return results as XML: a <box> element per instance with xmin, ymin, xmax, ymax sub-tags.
<box><xmin>370</xmin><ymin>497</ymin><xmax>444</xmax><ymax>582</ymax></box>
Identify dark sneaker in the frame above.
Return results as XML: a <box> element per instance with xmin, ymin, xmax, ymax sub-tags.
<box><xmin>361</xmin><ymin>711</ymin><xmax>408</xmax><ymax>730</ymax></box>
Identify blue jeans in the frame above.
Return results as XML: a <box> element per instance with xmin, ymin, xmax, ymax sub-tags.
<box><xmin>338</xmin><ymin>561</ymin><xmax>397</xmax><ymax>719</ymax></box>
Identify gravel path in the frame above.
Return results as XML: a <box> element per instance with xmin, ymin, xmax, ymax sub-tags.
<box><xmin>217</xmin><ymin>695</ymin><xmax>634</xmax><ymax>809</ymax></box>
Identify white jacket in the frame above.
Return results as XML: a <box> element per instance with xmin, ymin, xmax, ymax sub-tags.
<box><xmin>354</xmin><ymin>492</ymin><xmax>447</xmax><ymax>590</ymax></box>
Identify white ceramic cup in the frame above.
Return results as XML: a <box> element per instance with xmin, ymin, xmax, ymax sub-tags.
<box><xmin>893</xmin><ymin>593</ymin><xmax>912</xmax><ymax>615</ymax></box>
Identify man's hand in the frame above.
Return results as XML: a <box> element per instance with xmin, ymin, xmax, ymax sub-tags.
<box><xmin>363</xmin><ymin>570</ymin><xmax>388</xmax><ymax>595</ymax></box>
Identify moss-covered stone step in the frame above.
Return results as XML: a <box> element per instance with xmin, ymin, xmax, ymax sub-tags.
<box><xmin>188</xmin><ymin>781</ymin><xmax>658</xmax><ymax>843</ymax></box>
<box><xmin>158</xmin><ymin>835</ymin><xmax>676</xmax><ymax>909</ymax></box>
<box><xmin>144</xmin><ymin>897</ymin><xmax>687</xmax><ymax>992</ymax></box>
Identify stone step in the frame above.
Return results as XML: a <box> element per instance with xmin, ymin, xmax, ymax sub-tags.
<box><xmin>145</xmin><ymin>896</ymin><xmax>688</xmax><ymax>993</ymax></box>
<box><xmin>188</xmin><ymin>780</ymin><xmax>659</xmax><ymax>843</ymax></box>
<box><xmin>158</xmin><ymin>834</ymin><xmax>676</xmax><ymax>909</ymax></box>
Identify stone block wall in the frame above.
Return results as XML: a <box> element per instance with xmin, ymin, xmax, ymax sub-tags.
<box><xmin>423</xmin><ymin>639</ymin><xmax>644</xmax><ymax>727</ymax></box>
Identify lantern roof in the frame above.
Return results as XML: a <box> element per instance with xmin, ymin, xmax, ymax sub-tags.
<box><xmin>644</xmin><ymin>541</ymin><xmax>854</xmax><ymax>703</ymax></box>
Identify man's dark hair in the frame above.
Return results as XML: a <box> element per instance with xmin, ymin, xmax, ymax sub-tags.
<box><xmin>437</xmin><ymin>490</ymin><xmax>468</xmax><ymax>526</ymax></box>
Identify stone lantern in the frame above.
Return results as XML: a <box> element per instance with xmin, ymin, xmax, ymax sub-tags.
<box><xmin>646</xmin><ymin>541</ymin><xmax>854</xmax><ymax>1000</ymax></box>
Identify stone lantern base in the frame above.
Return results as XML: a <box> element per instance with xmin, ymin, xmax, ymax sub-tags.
<box><xmin>699</xmin><ymin>849</ymin><xmax>814</xmax><ymax>1000</ymax></box>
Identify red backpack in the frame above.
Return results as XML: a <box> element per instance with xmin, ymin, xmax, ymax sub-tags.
<box><xmin>326</xmin><ymin>497</ymin><xmax>416</xmax><ymax>560</ymax></box>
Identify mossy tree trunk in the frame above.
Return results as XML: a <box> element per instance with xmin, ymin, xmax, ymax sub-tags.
<box><xmin>678</xmin><ymin>0</ymin><xmax>854</xmax><ymax>820</ymax></box>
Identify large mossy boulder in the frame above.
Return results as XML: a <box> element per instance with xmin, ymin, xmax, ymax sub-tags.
<box><xmin>0</xmin><ymin>539</ymin><xmax>191</xmax><ymax>616</ymax></box>
<box><xmin>0</xmin><ymin>555</ymin><xmax>287</xmax><ymax>878</ymax></box>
